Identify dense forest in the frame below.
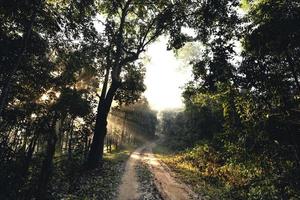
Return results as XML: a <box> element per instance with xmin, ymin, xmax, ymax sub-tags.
<box><xmin>158</xmin><ymin>0</ymin><xmax>300</xmax><ymax>199</ymax></box>
<box><xmin>1</xmin><ymin>0</ymin><xmax>300</xmax><ymax>199</ymax></box>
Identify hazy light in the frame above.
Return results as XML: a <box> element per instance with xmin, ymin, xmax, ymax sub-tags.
<box><xmin>93</xmin><ymin>14</ymin><xmax>105</xmax><ymax>33</ymax></box>
<box><xmin>31</xmin><ymin>113</ymin><xmax>37</xmax><ymax>119</ymax></box>
<box><xmin>144</xmin><ymin>36</ymin><xmax>192</xmax><ymax>111</ymax></box>
<box><xmin>92</xmin><ymin>16</ymin><xmax>194</xmax><ymax>111</ymax></box>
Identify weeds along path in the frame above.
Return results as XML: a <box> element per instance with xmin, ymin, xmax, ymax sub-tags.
<box><xmin>117</xmin><ymin>142</ymin><xmax>200</xmax><ymax>200</ymax></box>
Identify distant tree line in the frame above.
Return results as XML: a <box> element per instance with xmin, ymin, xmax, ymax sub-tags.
<box><xmin>106</xmin><ymin>98</ymin><xmax>158</xmax><ymax>152</ymax></box>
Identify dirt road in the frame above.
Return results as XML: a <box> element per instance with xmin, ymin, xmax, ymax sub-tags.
<box><xmin>117</xmin><ymin>146</ymin><xmax>144</xmax><ymax>200</ymax></box>
<box><xmin>117</xmin><ymin>143</ymin><xmax>199</xmax><ymax>200</ymax></box>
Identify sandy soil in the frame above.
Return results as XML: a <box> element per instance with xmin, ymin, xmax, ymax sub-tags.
<box><xmin>117</xmin><ymin>143</ymin><xmax>200</xmax><ymax>200</ymax></box>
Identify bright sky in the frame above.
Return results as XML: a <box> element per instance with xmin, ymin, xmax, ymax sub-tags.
<box><xmin>93</xmin><ymin>15</ymin><xmax>194</xmax><ymax>111</ymax></box>
<box><xmin>144</xmin><ymin>36</ymin><xmax>192</xmax><ymax>111</ymax></box>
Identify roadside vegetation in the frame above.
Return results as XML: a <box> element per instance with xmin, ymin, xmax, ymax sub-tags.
<box><xmin>154</xmin><ymin>0</ymin><xmax>300</xmax><ymax>199</ymax></box>
<box><xmin>157</xmin><ymin>91</ymin><xmax>300</xmax><ymax>199</ymax></box>
<box><xmin>156</xmin><ymin>140</ymin><xmax>300</xmax><ymax>200</ymax></box>
<box><xmin>50</xmin><ymin>149</ymin><xmax>131</xmax><ymax>200</ymax></box>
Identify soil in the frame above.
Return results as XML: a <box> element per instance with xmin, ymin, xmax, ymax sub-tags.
<box><xmin>117</xmin><ymin>143</ymin><xmax>200</xmax><ymax>200</ymax></box>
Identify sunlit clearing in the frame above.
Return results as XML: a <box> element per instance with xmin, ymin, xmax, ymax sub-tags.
<box><xmin>144</xmin><ymin>36</ymin><xmax>192</xmax><ymax>111</ymax></box>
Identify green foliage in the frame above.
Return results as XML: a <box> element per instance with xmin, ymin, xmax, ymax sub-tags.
<box><xmin>114</xmin><ymin>63</ymin><xmax>146</xmax><ymax>105</ymax></box>
<box><xmin>157</xmin><ymin>0</ymin><xmax>300</xmax><ymax>199</ymax></box>
<box><xmin>157</xmin><ymin>140</ymin><xmax>300</xmax><ymax>200</ymax></box>
<box><xmin>161</xmin><ymin>92</ymin><xmax>223</xmax><ymax>151</ymax></box>
<box><xmin>54</xmin><ymin>88</ymin><xmax>91</xmax><ymax>117</ymax></box>
<box><xmin>0</xmin><ymin>0</ymin><xmax>99</xmax><ymax>198</ymax></box>
<box><xmin>161</xmin><ymin>80</ymin><xmax>300</xmax><ymax>198</ymax></box>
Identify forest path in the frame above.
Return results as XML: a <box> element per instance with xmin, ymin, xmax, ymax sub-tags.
<box><xmin>117</xmin><ymin>146</ymin><xmax>144</xmax><ymax>200</ymax></box>
<box><xmin>117</xmin><ymin>142</ymin><xmax>199</xmax><ymax>200</ymax></box>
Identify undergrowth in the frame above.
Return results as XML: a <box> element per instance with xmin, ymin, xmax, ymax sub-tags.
<box><xmin>154</xmin><ymin>143</ymin><xmax>300</xmax><ymax>200</ymax></box>
<box><xmin>49</xmin><ymin>149</ymin><xmax>131</xmax><ymax>200</ymax></box>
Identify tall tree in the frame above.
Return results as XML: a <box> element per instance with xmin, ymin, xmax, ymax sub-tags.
<box><xmin>87</xmin><ymin>0</ymin><xmax>176</xmax><ymax>168</ymax></box>
<box><xmin>241</xmin><ymin>0</ymin><xmax>300</xmax><ymax>110</ymax></box>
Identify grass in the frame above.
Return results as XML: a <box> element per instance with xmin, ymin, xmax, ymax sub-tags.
<box><xmin>153</xmin><ymin>142</ymin><xmax>300</xmax><ymax>200</ymax></box>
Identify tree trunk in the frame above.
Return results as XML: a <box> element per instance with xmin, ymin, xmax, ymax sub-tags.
<box><xmin>86</xmin><ymin>82</ymin><xmax>119</xmax><ymax>168</ymax></box>
<box><xmin>87</xmin><ymin>111</ymin><xmax>107</xmax><ymax>168</ymax></box>
<box><xmin>106</xmin><ymin>136</ymin><xmax>109</xmax><ymax>153</ymax></box>
<box><xmin>115</xmin><ymin>139</ymin><xmax>118</xmax><ymax>151</ymax></box>
<box><xmin>36</xmin><ymin>128</ymin><xmax>57</xmax><ymax>200</ymax></box>
<box><xmin>109</xmin><ymin>138</ymin><xmax>112</xmax><ymax>153</ymax></box>
<box><xmin>85</xmin><ymin>0</ymin><xmax>137</xmax><ymax>168</ymax></box>
<box><xmin>18</xmin><ymin>133</ymin><xmax>39</xmax><ymax>200</ymax></box>
<box><xmin>68</xmin><ymin>119</ymin><xmax>74</xmax><ymax>160</ymax></box>
<box><xmin>85</xmin><ymin>137</ymin><xmax>90</xmax><ymax>160</ymax></box>
<box><xmin>121</xmin><ymin>111</ymin><xmax>126</xmax><ymax>144</ymax></box>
